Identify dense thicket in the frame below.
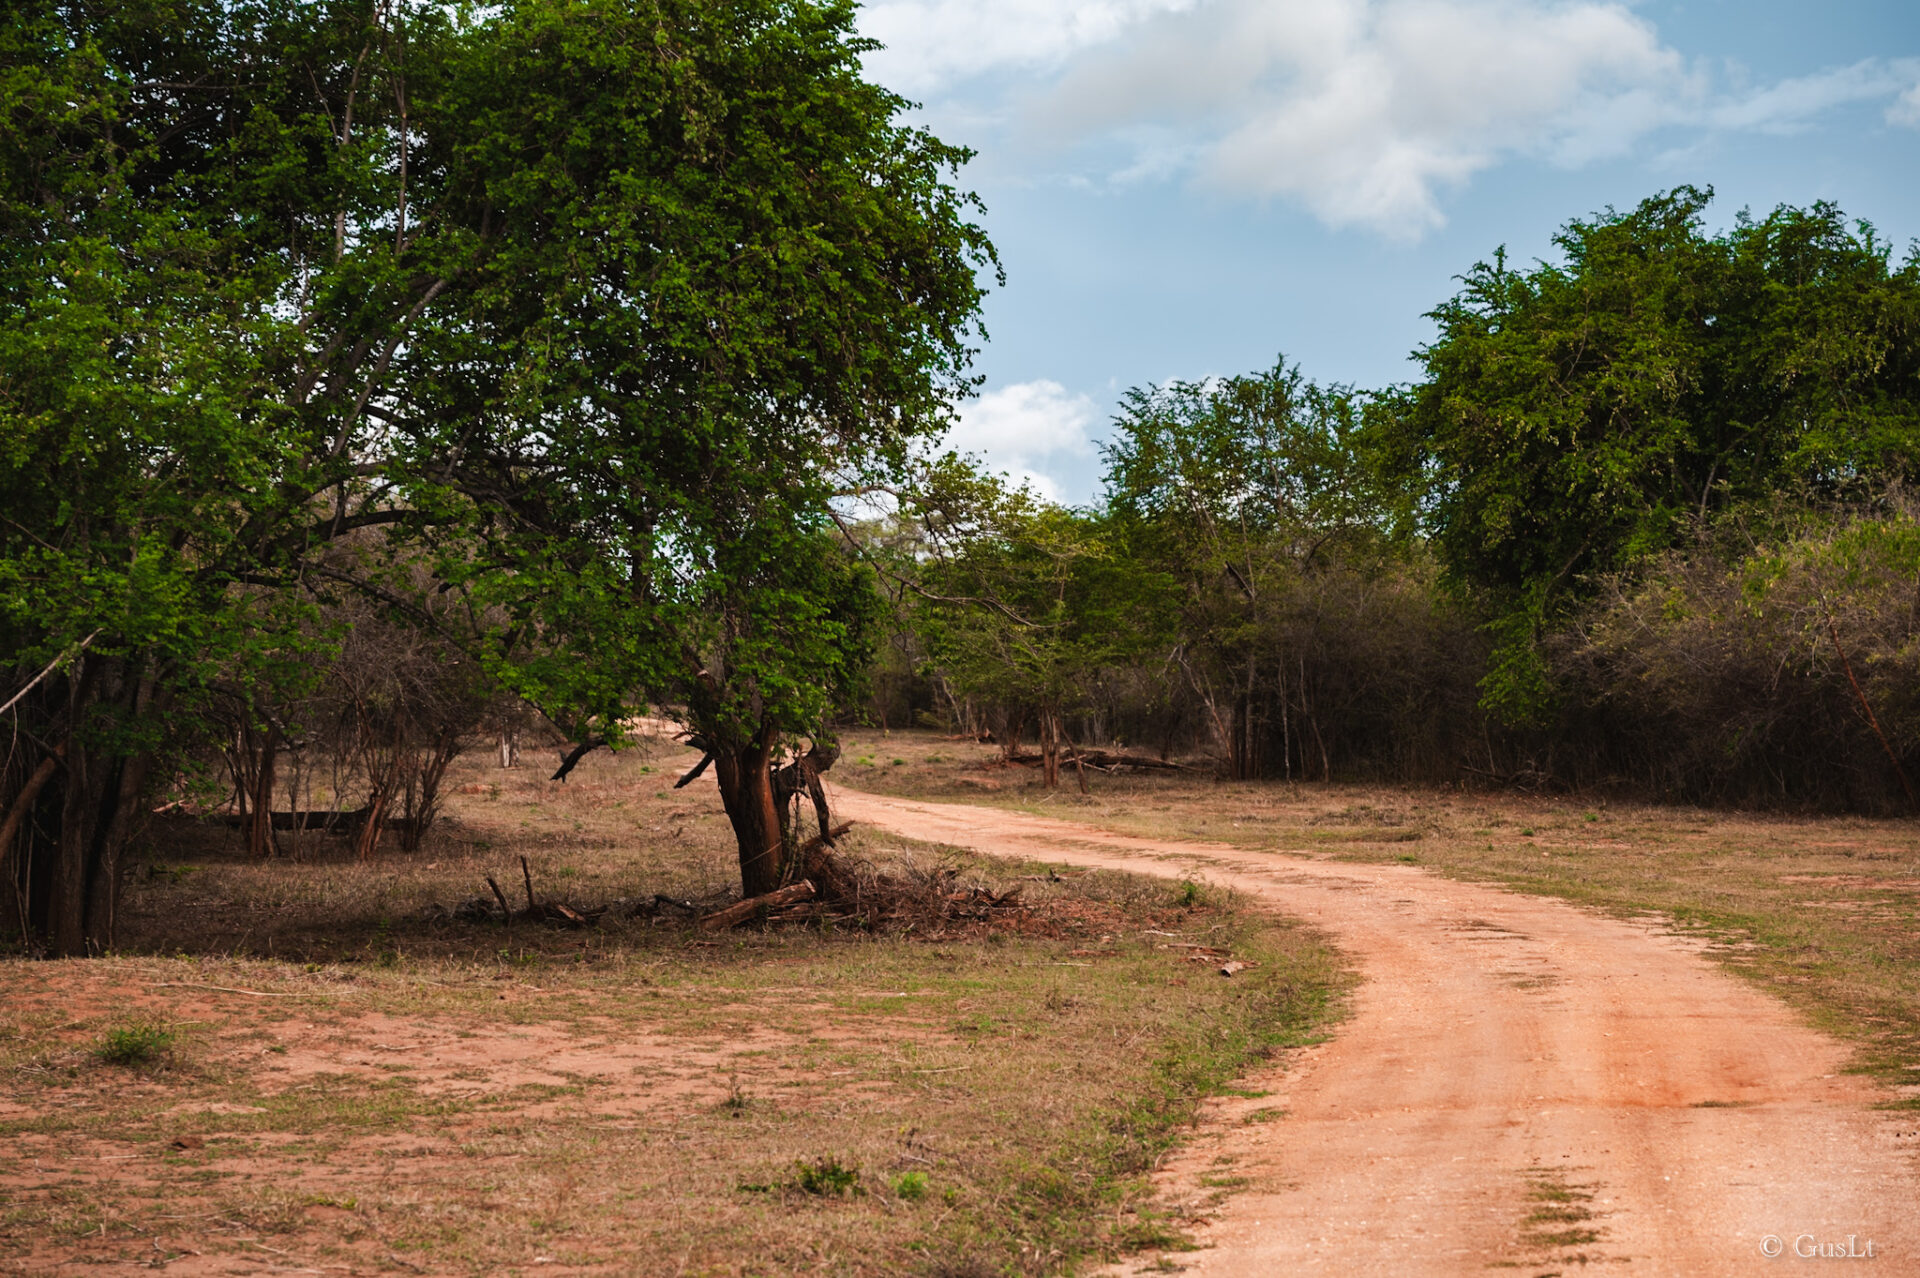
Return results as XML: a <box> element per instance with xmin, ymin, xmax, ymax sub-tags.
<box><xmin>895</xmin><ymin>189</ymin><xmax>1920</xmax><ymax>810</ymax></box>
<box><xmin>1378</xmin><ymin>186</ymin><xmax>1920</xmax><ymax>719</ymax></box>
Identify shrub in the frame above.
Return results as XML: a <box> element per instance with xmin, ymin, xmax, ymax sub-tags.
<box><xmin>1554</xmin><ymin>503</ymin><xmax>1920</xmax><ymax>809</ymax></box>
<box><xmin>792</xmin><ymin>1156</ymin><xmax>860</xmax><ymax>1196</ymax></box>
<box><xmin>94</xmin><ymin>1022</ymin><xmax>175</xmax><ymax>1067</ymax></box>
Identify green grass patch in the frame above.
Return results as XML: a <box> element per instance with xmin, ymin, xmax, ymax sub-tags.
<box><xmin>93</xmin><ymin>1022</ymin><xmax>175</xmax><ymax>1067</ymax></box>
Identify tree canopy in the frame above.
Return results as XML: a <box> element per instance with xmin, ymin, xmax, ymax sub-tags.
<box><xmin>1377</xmin><ymin>186</ymin><xmax>1920</xmax><ymax>716</ymax></box>
<box><xmin>1</xmin><ymin>0</ymin><xmax>996</xmax><ymax>950</ymax></box>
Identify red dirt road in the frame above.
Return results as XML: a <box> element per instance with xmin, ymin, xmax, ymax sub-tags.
<box><xmin>834</xmin><ymin>789</ymin><xmax>1920</xmax><ymax>1276</ymax></box>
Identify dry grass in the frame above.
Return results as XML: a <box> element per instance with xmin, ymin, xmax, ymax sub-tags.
<box><xmin>0</xmin><ymin>738</ymin><xmax>1349</xmax><ymax>1276</ymax></box>
<box><xmin>846</xmin><ymin>729</ymin><xmax>1920</xmax><ymax>1103</ymax></box>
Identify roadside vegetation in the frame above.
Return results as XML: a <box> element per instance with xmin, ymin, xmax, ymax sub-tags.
<box><xmin>845</xmin><ymin>730</ymin><xmax>1920</xmax><ymax>1104</ymax></box>
<box><xmin>0</xmin><ymin>742</ymin><xmax>1350</xmax><ymax>1275</ymax></box>
<box><xmin>876</xmin><ymin>189</ymin><xmax>1920</xmax><ymax>817</ymax></box>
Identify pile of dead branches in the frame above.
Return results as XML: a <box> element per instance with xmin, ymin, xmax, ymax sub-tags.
<box><xmin>1001</xmin><ymin>748</ymin><xmax>1190</xmax><ymax>773</ymax></box>
<box><xmin>440</xmin><ymin>856</ymin><xmax>602</xmax><ymax>928</ymax></box>
<box><xmin>696</xmin><ymin>823</ymin><xmax>1025</xmax><ymax>932</ymax></box>
<box><xmin>433</xmin><ymin>823</ymin><xmax>1024</xmax><ymax>935</ymax></box>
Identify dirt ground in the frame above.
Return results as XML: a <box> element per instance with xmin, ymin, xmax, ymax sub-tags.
<box><xmin>0</xmin><ymin>741</ymin><xmax>1347</xmax><ymax>1277</ymax></box>
<box><xmin>831</xmin><ymin>756</ymin><xmax>1920</xmax><ymax>1277</ymax></box>
<box><xmin>9</xmin><ymin>729</ymin><xmax>1920</xmax><ymax>1275</ymax></box>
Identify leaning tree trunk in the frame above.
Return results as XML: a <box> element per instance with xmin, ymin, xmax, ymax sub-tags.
<box><xmin>712</xmin><ymin>727</ymin><xmax>785</xmax><ymax>898</ymax></box>
<box><xmin>772</xmin><ymin>740</ymin><xmax>839</xmax><ymax>848</ymax></box>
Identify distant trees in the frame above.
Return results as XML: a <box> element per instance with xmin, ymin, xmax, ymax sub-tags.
<box><xmin>910</xmin><ymin>486</ymin><xmax>1161</xmax><ymax>788</ymax></box>
<box><xmin>897</xmin><ymin>189</ymin><xmax>1920</xmax><ymax>809</ymax></box>
<box><xmin>1103</xmin><ymin>361</ymin><xmax>1402</xmax><ymax>779</ymax></box>
<box><xmin>901</xmin><ymin>364</ymin><xmax>1483</xmax><ymax>787</ymax></box>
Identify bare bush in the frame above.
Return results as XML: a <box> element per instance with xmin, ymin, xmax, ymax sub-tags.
<box><xmin>1554</xmin><ymin>505</ymin><xmax>1920</xmax><ymax>809</ymax></box>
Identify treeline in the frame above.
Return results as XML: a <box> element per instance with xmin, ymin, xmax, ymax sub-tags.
<box><xmin>876</xmin><ymin>188</ymin><xmax>1920</xmax><ymax>812</ymax></box>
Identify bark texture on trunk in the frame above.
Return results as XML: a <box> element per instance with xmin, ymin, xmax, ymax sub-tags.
<box><xmin>773</xmin><ymin>741</ymin><xmax>839</xmax><ymax>847</ymax></box>
<box><xmin>713</xmin><ymin>729</ymin><xmax>785</xmax><ymax>898</ymax></box>
<box><xmin>4</xmin><ymin>657</ymin><xmax>158</xmax><ymax>956</ymax></box>
<box><xmin>1039</xmin><ymin>711</ymin><xmax>1062</xmax><ymax>790</ymax></box>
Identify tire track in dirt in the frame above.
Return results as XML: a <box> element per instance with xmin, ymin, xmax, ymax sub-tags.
<box><xmin>834</xmin><ymin>789</ymin><xmax>1919</xmax><ymax>1276</ymax></box>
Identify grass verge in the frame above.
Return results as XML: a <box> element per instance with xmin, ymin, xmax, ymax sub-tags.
<box><xmin>841</xmin><ymin>729</ymin><xmax>1920</xmax><ymax>1106</ymax></box>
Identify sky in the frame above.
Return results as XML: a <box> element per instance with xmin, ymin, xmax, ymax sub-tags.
<box><xmin>851</xmin><ymin>0</ymin><xmax>1920</xmax><ymax>504</ymax></box>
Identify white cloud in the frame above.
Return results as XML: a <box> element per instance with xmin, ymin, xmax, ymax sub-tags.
<box><xmin>864</xmin><ymin>0</ymin><xmax>1920</xmax><ymax>242</ymax></box>
<box><xmin>942</xmin><ymin>380</ymin><xmax>1099</xmax><ymax>503</ymax></box>
<box><xmin>1043</xmin><ymin>0</ymin><xmax>1687</xmax><ymax>238</ymax></box>
<box><xmin>1886</xmin><ymin>74</ymin><xmax>1920</xmax><ymax>129</ymax></box>
<box><xmin>859</xmin><ymin>0</ymin><xmax>1197</xmax><ymax>96</ymax></box>
<box><xmin>1711</xmin><ymin>58</ymin><xmax>1920</xmax><ymax>134</ymax></box>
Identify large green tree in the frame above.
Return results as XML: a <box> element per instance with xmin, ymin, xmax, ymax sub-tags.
<box><xmin>1</xmin><ymin>0</ymin><xmax>994</xmax><ymax>952</ymax></box>
<box><xmin>1102</xmin><ymin>360</ymin><xmax>1394</xmax><ymax>778</ymax></box>
<box><xmin>0</xmin><ymin>0</ymin><xmax>432</xmax><ymax>954</ymax></box>
<box><xmin>410</xmin><ymin>0</ymin><xmax>995</xmax><ymax>896</ymax></box>
<box><xmin>1380</xmin><ymin>187</ymin><xmax>1920</xmax><ymax>718</ymax></box>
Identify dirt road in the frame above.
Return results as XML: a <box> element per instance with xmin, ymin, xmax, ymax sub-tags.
<box><xmin>834</xmin><ymin>789</ymin><xmax>1918</xmax><ymax>1276</ymax></box>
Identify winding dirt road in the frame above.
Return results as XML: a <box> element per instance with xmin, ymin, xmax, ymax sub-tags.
<box><xmin>834</xmin><ymin>789</ymin><xmax>1919</xmax><ymax>1276</ymax></box>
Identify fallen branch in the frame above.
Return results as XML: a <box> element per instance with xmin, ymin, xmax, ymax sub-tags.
<box><xmin>484</xmin><ymin>875</ymin><xmax>512</xmax><ymax>923</ymax></box>
<box><xmin>1003</xmin><ymin>748</ymin><xmax>1192</xmax><ymax>773</ymax></box>
<box><xmin>477</xmin><ymin>860</ymin><xmax>597</xmax><ymax>928</ymax></box>
<box><xmin>149</xmin><ymin>982</ymin><xmax>314</xmax><ymax>998</ymax></box>
<box><xmin>700</xmin><ymin>879</ymin><xmax>817</xmax><ymax>931</ymax></box>
<box><xmin>218</xmin><ymin>807</ymin><xmax>386</xmax><ymax>834</ymax></box>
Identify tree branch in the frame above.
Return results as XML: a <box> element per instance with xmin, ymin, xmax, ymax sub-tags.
<box><xmin>1</xmin><ymin>633</ymin><xmax>98</xmax><ymax>718</ymax></box>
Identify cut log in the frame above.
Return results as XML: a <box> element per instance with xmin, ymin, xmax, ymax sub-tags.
<box><xmin>799</xmin><ymin>821</ymin><xmax>854</xmax><ymax>858</ymax></box>
<box><xmin>221</xmin><ymin>808</ymin><xmax>363</xmax><ymax>832</ymax></box>
<box><xmin>699</xmin><ymin>879</ymin><xmax>817</xmax><ymax>931</ymax></box>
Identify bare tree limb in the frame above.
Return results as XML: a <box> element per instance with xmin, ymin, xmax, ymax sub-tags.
<box><xmin>673</xmin><ymin>751</ymin><xmax>715</xmax><ymax>789</ymax></box>
<box><xmin>1825</xmin><ymin>613</ymin><xmax>1917</xmax><ymax>811</ymax></box>
<box><xmin>1</xmin><ymin>633</ymin><xmax>98</xmax><ymax>718</ymax></box>
<box><xmin>550</xmin><ymin>737</ymin><xmax>607</xmax><ymax>782</ymax></box>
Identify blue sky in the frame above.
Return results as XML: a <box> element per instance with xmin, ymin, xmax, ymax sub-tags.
<box><xmin>853</xmin><ymin>0</ymin><xmax>1920</xmax><ymax>503</ymax></box>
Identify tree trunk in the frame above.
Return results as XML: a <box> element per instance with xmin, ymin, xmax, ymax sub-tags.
<box><xmin>1040</xmin><ymin>710</ymin><xmax>1061</xmax><ymax>789</ymax></box>
<box><xmin>401</xmin><ymin>731</ymin><xmax>460</xmax><ymax>853</ymax></box>
<box><xmin>713</xmin><ymin>728</ymin><xmax>785</xmax><ymax>898</ymax></box>
<box><xmin>773</xmin><ymin>741</ymin><xmax>839</xmax><ymax>847</ymax></box>
<box><xmin>5</xmin><ymin>659</ymin><xmax>158</xmax><ymax>956</ymax></box>
<box><xmin>246</xmin><ymin>722</ymin><xmax>280</xmax><ymax>859</ymax></box>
